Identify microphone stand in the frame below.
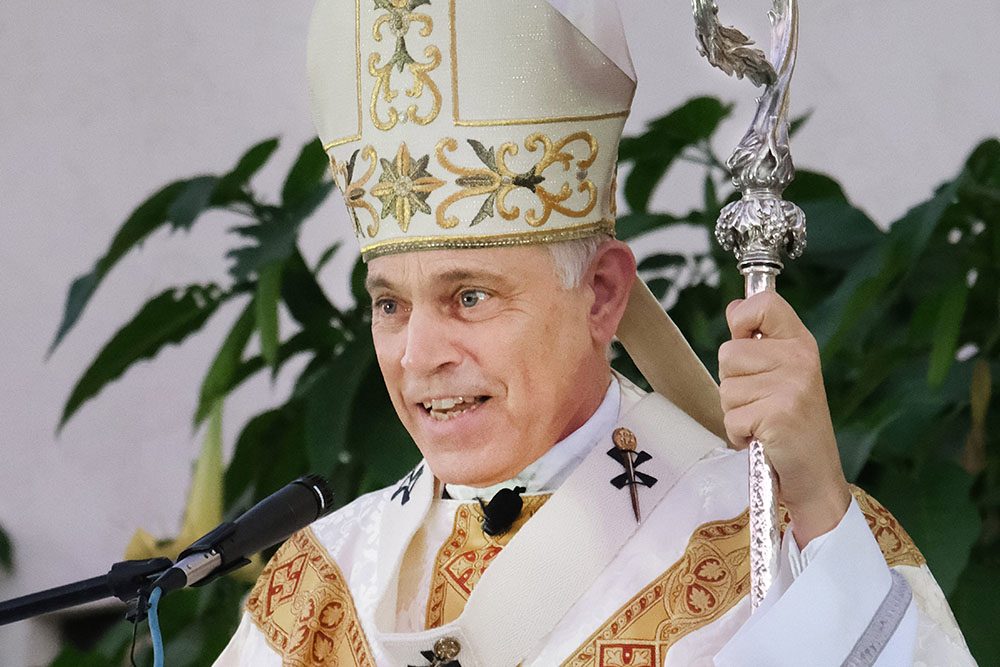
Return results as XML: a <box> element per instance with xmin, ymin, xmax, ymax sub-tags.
<box><xmin>0</xmin><ymin>557</ymin><xmax>172</xmax><ymax>626</ymax></box>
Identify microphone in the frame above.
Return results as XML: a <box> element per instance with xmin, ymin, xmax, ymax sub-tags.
<box><xmin>151</xmin><ymin>475</ymin><xmax>334</xmax><ymax>595</ymax></box>
<box><xmin>478</xmin><ymin>486</ymin><xmax>526</xmax><ymax>536</ymax></box>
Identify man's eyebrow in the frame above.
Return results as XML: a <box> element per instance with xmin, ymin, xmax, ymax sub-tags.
<box><xmin>364</xmin><ymin>274</ymin><xmax>393</xmax><ymax>294</ymax></box>
<box><xmin>365</xmin><ymin>267</ymin><xmax>515</xmax><ymax>294</ymax></box>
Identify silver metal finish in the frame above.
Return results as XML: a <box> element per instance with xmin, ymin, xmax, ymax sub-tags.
<box><xmin>692</xmin><ymin>0</ymin><xmax>807</xmax><ymax>611</ymax></box>
<box><xmin>174</xmin><ymin>549</ymin><xmax>223</xmax><ymax>587</ymax></box>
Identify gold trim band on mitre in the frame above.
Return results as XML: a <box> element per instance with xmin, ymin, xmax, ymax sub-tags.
<box><xmin>360</xmin><ymin>219</ymin><xmax>616</xmax><ymax>261</ymax></box>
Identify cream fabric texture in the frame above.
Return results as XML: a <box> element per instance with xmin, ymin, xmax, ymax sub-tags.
<box><xmin>307</xmin><ymin>0</ymin><xmax>634</xmax><ymax>260</ymax></box>
<box><xmin>213</xmin><ymin>380</ymin><xmax>974</xmax><ymax>666</ymax></box>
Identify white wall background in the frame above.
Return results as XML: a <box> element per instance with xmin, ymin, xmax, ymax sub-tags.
<box><xmin>1</xmin><ymin>1</ymin><xmax>997</xmax><ymax>664</ymax></box>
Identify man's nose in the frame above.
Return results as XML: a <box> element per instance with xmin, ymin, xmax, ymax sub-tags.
<box><xmin>400</xmin><ymin>307</ymin><xmax>460</xmax><ymax>373</ymax></box>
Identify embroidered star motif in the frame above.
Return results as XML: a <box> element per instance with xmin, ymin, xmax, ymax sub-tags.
<box><xmin>391</xmin><ymin>464</ymin><xmax>424</xmax><ymax>505</ymax></box>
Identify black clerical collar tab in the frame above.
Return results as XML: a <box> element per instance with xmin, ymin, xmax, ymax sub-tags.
<box><xmin>478</xmin><ymin>486</ymin><xmax>526</xmax><ymax>536</ymax></box>
<box><xmin>411</xmin><ymin>637</ymin><xmax>462</xmax><ymax>667</ymax></box>
<box><xmin>392</xmin><ymin>464</ymin><xmax>425</xmax><ymax>506</ymax></box>
<box><xmin>608</xmin><ymin>427</ymin><xmax>658</xmax><ymax>523</ymax></box>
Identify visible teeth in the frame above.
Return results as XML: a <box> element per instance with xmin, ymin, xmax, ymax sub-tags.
<box><xmin>433</xmin><ymin>397</ymin><xmax>459</xmax><ymax>410</ymax></box>
<box><xmin>422</xmin><ymin>396</ymin><xmax>482</xmax><ymax>420</ymax></box>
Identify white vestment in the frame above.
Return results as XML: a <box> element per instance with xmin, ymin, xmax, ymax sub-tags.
<box><xmin>215</xmin><ymin>378</ymin><xmax>974</xmax><ymax>666</ymax></box>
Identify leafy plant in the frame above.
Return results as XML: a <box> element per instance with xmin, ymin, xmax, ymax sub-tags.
<box><xmin>48</xmin><ymin>97</ymin><xmax>999</xmax><ymax>664</ymax></box>
<box><xmin>0</xmin><ymin>524</ymin><xmax>13</xmax><ymax>574</ymax></box>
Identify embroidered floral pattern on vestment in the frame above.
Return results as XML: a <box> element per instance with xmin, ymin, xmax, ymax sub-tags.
<box><xmin>564</xmin><ymin>488</ymin><xmax>926</xmax><ymax>666</ymax></box>
<box><xmin>425</xmin><ymin>494</ymin><xmax>551</xmax><ymax>629</ymax></box>
<box><xmin>246</xmin><ymin>527</ymin><xmax>375</xmax><ymax>667</ymax></box>
<box><xmin>777</xmin><ymin>486</ymin><xmax>926</xmax><ymax>568</ymax></box>
<box><xmin>562</xmin><ymin>510</ymin><xmax>751</xmax><ymax>667</ymax></box>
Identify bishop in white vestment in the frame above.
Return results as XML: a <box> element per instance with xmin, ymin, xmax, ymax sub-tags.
<box><xmin>215</xmin><ymin>1</ymin><xmax>976</xmax><ymax>664</ymax></box>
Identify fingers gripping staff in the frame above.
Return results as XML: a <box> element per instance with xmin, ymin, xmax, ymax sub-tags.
<box><xmin>691</xmin><ymin>0</ymin><xmax>807</xmax><ymax>611</ymax></box>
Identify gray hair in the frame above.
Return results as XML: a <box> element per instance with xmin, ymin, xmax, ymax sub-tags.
<box><xmin>545</xmin><ymin>235</ymin><xmax>611</xmax><ymax>289</ymax></box>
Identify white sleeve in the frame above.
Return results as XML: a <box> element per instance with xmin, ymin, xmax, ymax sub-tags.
<box><xmin>714</xmin><ymin>499</ymin><xmax>977</xmax><ymax>666</ymax></box>
<box><xmin>714</xmin><ymin>500</ymin><xmax>913</xmax><ymax>665</ymax></box>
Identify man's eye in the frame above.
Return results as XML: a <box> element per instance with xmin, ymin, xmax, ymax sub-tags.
<box><xmin>459</xmin><ymin>289</ymin><xmax>489</xmax><ymax>308</ymax></box>
<box><xmin>376</xmin><ymin>299</ymin><xmax>398</xmax><ymax>315</ymax></box>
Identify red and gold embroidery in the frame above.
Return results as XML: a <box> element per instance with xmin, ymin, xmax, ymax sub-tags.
<box><xmin>777</xmin><ymin>486</ymin><xmax>925</xmax><ymax>568</ymax></box>
<box><xmin>562</xmin><ymin>510</ymin><xmax>750</xmax><ymax>667</ymax></box>
<box><xmin>852</xmin><ymin>486</ymin><xmax>926</xmax><ymax>568</ymax></box>
<box><xmin>425</xmin><ymin>494</ymin><xmax>550</xmax><ymax>629</ymax></box>
<box><xmin>564</xmin><ymin>490</ymin><xmax>925</xmax><ymax>666</ymax></box>
<box><xmin>246</xmin><ymin>528</ymin><xmax>375</xmax><ymax>667</ymax></box>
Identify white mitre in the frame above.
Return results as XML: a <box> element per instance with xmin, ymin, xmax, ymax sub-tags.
<box><xmin>307</xmin><ymin>0</ymin><xmax>635</xmax><ymax>259</ymax></box>
<box><xmin>307</xmin><ymin>0</ymin><xmax>727</xmax><ymax>440</ymax></box>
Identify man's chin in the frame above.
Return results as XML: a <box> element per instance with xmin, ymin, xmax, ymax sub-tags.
<box><xmin>417</xmin><ymin>449</ymin><xmax>520</xmax><ymax>489</ymax></box>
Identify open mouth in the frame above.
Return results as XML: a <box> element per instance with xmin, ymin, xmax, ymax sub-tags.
<box><xmin>420</xmin><ymin>396</ymin><xmax>489</xmax><ymax>421</ymax></box>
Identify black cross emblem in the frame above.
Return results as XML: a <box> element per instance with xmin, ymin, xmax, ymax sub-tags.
<box><xmin>607</xmin><ymin>448</ymin><xmax>658</xmax><ymax>489</ymax></box>
<box><xmin>409</xmin><ymin>650</ymin><xmax>461</xmax><ymax>667</ymax></box>
<box><xmin>391</xmin><ymin>464</ymin><xmax>424</xmax><ymax>505</ymax></box>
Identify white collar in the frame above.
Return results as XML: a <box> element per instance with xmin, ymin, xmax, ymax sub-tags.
<box><xmin>443</xmin><ymin>376</ymin><xmax>621</xmax><ymax>500</ymax></box>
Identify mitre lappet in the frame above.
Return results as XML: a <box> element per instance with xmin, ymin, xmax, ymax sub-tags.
<box><xmin>307</xmin><ymin>0</ymin><xmax>726</xmax><ymax>439</ymax></box>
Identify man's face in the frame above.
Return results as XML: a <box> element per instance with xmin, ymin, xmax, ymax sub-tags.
<box><xmin>366</xmin><ymin>245</ymin><xmax>608</xmax><ymax>487</ymax></box>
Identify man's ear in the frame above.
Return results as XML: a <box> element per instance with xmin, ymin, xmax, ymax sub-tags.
<box><xmin>585</xmin><ymin>240</ymin><xmax>636</xmax><ymax>346</ymax></box>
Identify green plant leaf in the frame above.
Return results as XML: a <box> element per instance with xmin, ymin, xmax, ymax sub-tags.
<box><xmin>304</xmin><ymin>339</ymin><xmax>376</xmax><ymax>475</ymax></box>
<box><xmin>927</xmin><ymin>278</ymin><xmax>969</xmax><ymax>387</ymax></box>
<box><xmin>168</xmin><ymin>176</ymin><xmax>219</xmax><ymax>231</ymax></box>
<box><xmin>59</xmin><ymin>284</ymin><xmax>226</xmax><ymax>429</ymax></box>
<box><xmin>49</xmin><ymin>180</ymin><xmax>189</xmax><ymax>354</ymax></box>
<box><xmin>256</xmin><ymin>261</ymin><xmax>283</xmax><ymax>368</ymax></box>
<box><xmin>227</xmin><ymin>213</ymin><xmax>297</xmax><ymax>282</ymax></box>
<box><xmin>950</xmin><ymin>562</ymin><xmax>1000</xmax><ymax>665</ymax></box>
<box><xmin>351</xmin><ymin>255</ymin><xmax>369</xmax><ymax>309</ymax></box>
<box><xmin>195</xmin><ymin>299</ymin><xmax>256</xmax><ymax>425</ymax></box>
<box><xmin>0</xmin><ymin>524</ymin><xmax>13</xmax><ymax>573</ymax></box>
<box><xmin>614</xmin><ymin>212</ymin><xmax>684</xmax><ymax>242</ymax></box>
<box><xmin>351</xmin><ymin>361</ymin><xmax>422</xmax><ymax>495</ymax></box>
<box><xmin>788</xmin><ymin>109</ymin><xmax>813</xmax><ymax>137</ymax></box>
<box><xmin>226</xmin><ymin>184</ymin><xmax>334</xmax><ymax>283</ymax></box>
<box><xmin>874</xmin><ymin>463</ymin><xmax>979</xmax><ymax>595</ymax></box>
<box><xmin>618</xmin><ymin>97</ymin><xmax>732</xmax><ymax>212</ymax></box>
<box><xmin>282</xmin><ymin>139</ymin><xmax>330</xmax><ymax>209</ymax></box>
<box><xmin>281</xmin><ymin>251</ymin><xmax>341</xmax><ymax>334</ymax></box>
<box><xmin>224</xmin><ymin>405</ymin><xmax>310</xmax><ymax>509</ymax></box>
<box><xmin>212</xmin><ymin>138</ymin><xmax>280</xmax><ymax>205</ymax></box>
<box><xmin>313</xmin><ymin>242</ymin><xmax>342</xmax><ymax>274</ymax></box>
<box><xmin>637</xmin><ymin>253</ymin><xmax>686</xmax><ymax>272</ymax></box>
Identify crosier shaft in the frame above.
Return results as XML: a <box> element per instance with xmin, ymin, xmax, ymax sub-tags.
<box><xmin>744</xmin><ymin>267</ymin><xmax>781</xmax><ymax>611</ymax></box>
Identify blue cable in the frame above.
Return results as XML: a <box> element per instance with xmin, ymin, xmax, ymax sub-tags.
<box><xmin>148</xmin><ymin>586</ymin><xmax>165</xmax><ymax>667</ymax></box>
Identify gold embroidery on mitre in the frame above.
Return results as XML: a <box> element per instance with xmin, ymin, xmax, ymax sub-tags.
<box><xmin>434</xmin><ymin>132</ymin><xmax>598</xmax><ymax>230</ymax></box>
<box><xmin>246</xmin><ymin>528</ymin><xmax>375</xmax><ymax>667</ymax></box>
<box><xmin>369</xmin><ymin>142</ymin><xmax>445</xmax><ymax>234</ymax></box>
<box><xmin>425</xmin><ymin>494</ymin><xmax>551</xmax><ymax>629</ymax></box>
<box><xmin>331</xmin><ymin>147</ymin><xmax>379</xmax><ymax>238</ymax></box>
<box><xmin>562</xmin><ymin>510</ymin><xmax>751</xmax><ymax>667</ymax></box>
<box><xmin>368</xmin><ymin>0</ymin><xmax>442</xmax><ymax>131</ymax></box>
<box><xmin>359</xmin><ymin>219</ymin><xmax>616</xmax><ymax>261</ymax></box>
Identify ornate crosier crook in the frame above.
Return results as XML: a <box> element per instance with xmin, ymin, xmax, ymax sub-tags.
<box><xmin>691</xmin><ymin>0</ymin><xmax>807</xmax><ymax>611</ymax></box>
